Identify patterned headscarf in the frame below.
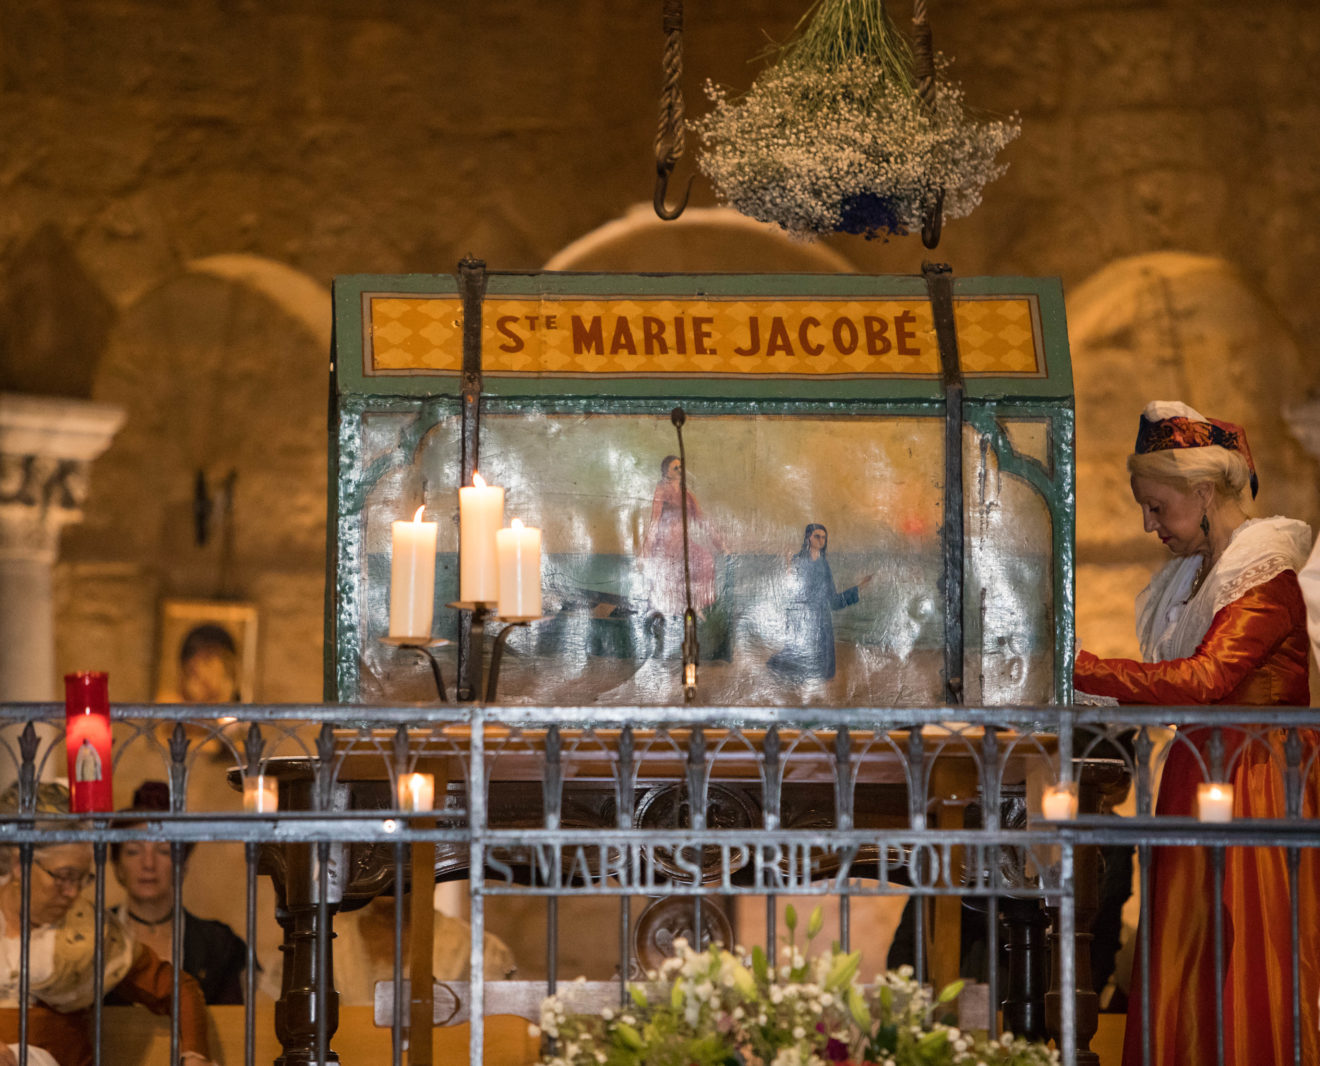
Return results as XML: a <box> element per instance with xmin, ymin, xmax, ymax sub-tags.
<box><xmin>1133</xmin><ymin>400</ymin><xmax>1258</xmax><ymax>498</ymax></box>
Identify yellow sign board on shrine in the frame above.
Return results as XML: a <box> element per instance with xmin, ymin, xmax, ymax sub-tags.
<box><xmin>363</xmin><ymin>294</ymin><xmax>1044</xmax><ymax>379</ymax></box>
<box><xmin>329</xmin><ymin>269</ymin><xmax>1076</xmax><ymax>708</ymax></box>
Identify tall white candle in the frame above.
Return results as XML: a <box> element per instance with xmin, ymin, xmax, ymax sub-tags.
<box><xmin>459</xmin><ymin>472</ymin><xmax>503</xmax><ymax>603</ymax></box>
<box><xmin>496</xmin><ymin>517</ymin><xmax>542</xmax><ymax>619</ymax></box>
<box><xmin>389</xmin><ymin>505</ymin><xmax>438</xmax><ymax>639</ymax></box>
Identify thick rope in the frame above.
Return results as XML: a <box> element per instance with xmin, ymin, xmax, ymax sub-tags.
<box><xmin>912</xmin><ymin>0</ymin><xmax>943</xmax><ymax>247</ymax></box>
<box><xmin>655</xmin><ymin>0</ymin><xmax>685</xmax><ymax>170</ymax></box>
<box><xmin>911</xmin><ymin>0</ymin><xmax>937</xmax><ymax>112</ymax></box>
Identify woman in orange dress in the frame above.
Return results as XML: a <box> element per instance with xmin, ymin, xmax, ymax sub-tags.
<box><xmin>1074</xmin><ymin>401</ymin><xmax>1318</xmax><ymax>1066</ymax></box>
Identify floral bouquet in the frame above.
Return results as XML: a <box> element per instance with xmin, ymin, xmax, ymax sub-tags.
<box><xmin>691</xmin><ymin>0</ymin><xmax>1019</xmax><ymax>239</ymax></box>
<box><xmin>536</xmin><ymin>905</ymin><xmax>1058</xmax><ymax>1066</ymax></box>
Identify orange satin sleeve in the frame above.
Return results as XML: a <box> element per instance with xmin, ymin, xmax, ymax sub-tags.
<box><xmin>115</xmin><ymin>943</ymin><xmax>211</xmax><ymax>1059</ymax></box>
<box><xmin>0</xmin><ymin>945</ymin><xmax>211</xmax><ymax>1066</ymax></box>
<box><xmin>1074</xmin><ymin>570</ymin><xmax>1309</xmax><ymax>705</ymax></box>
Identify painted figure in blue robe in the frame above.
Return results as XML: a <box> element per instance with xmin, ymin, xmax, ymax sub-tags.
<box><xmin>767</xmin><ymin>524</ymin><xmax>873</xmax><ymax>680</ymax></box>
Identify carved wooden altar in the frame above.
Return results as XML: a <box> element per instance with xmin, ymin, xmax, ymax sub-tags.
<box><xmin>242</xmin><ymin>717</ymin><xmax>1126</xmax><ymax>1066</ymax></box>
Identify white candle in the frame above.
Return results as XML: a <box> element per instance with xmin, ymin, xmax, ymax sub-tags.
<box><xmin>1197</xmin><ymin>782</ymin><xmax>1234</xmax><ymax>823</ymax></box>
<box><xmin>496</xmin><ymin>517</ymin><xmax>542</xmax><ymax>619</ymax></box>
<box><xmin>1041</xmin><ymin>781</ymin><xmax>1078</xmax><ymax>821</ymax></box>
<box><xmin>389</xmin><ymin>505</ymin><xmax>438</xmax><ymax>639</ymax></box>
<box><xmin>459</xmin><ymin>473</ymin><xmax>503</xmax><ymax>603</ymax></box>
<box><xmin>399</xmin><ymin>772</ymin><xmax>435</xmax><ymax>812</ymax></box>
<box><xmin>244</xmin><ymin>775</ymin><xmax>278</xmax><ymax>813</ymax></box>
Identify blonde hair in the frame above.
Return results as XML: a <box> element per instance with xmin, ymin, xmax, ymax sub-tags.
<box><xmin>1127</xmin><ymin>445</ymin><xmax>1253</xmax><ymax>505</ymax></box>
<box><xmin>0</xmin><ymin>781</ymin><xmax>71</xmax><ymax>817</ymax></box>
<box><xmin>0</xmin><ymin>782</ymin><xmax>84</xmax><ymax>875</ymax></box>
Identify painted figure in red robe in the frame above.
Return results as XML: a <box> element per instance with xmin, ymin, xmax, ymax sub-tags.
<box><xmin>641</xmin><ymin>454</ymin><xmax>721</xmax><ymax>617</ymax></box>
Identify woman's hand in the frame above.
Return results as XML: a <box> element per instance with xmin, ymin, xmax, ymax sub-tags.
<box><xmin>3</xmin><ymin>1046</ymin><xmax>57</xmax><ymax>1066</ymax></box>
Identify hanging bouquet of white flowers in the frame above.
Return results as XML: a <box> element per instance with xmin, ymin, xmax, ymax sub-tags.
<box><xmin>691</xmin><ymin>0</ymin><xmax>1020</xmax><ymax>240</ymax></box>
<box><xmin>535</xmin><ymin>905</ymin><xmax>1058</xmax><ymax>1066</ymax></box>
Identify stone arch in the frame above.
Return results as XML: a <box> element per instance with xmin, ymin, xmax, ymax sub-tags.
<box><xmin>48</xmin><ymin>253</ymin><xmax>331</xmax><ymax>948</ymax></box>
<box><xmin>187</xmin><ymin>254</ymin><xmax>332</xmax><ymax>351</ymax></box>
<box><xmin>0</xmin><ymin>223</ymin><xmax>116</xmax><ymax>398</ymax></box>
<box><xmin>57</xmin><ymin>255</ymin><xmax>330</xmax><ymax>702</ymax></box>
<box><xmin>1069</xmin><ymin>251</ymin><xmax>1319</xmax><ymax>661</ymax></box>
<box><xmin>544</xmin><ymin>203</ymin><xmax>856</xmax><ymax>273</ymax></box>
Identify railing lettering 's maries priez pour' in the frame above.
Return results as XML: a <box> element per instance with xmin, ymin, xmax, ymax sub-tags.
<box><xmin>0</xmin><ymin>703</ymin><xmax>1316</xmax><ymax>1066</ymax></box>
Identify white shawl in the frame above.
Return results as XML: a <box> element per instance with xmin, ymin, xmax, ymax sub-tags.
<box><xmin>1135</xmin><ymin>516</ymin><xmax>1313</xmax><ymax>663</ymax></box>
<box><xmin>0</xmin><ymin>891</ymin><xmax>135</xmax><ymax>1012</ymax></box>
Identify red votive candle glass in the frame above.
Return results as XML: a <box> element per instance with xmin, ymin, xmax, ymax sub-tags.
<box><xmin>64</xmin><ymin>672</ymin><xmax>113</xmax><ymax>813</ymax></box>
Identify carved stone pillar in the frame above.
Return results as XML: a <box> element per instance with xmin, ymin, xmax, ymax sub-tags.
<box><xmin>0</xmin><ymin>393</ymin><xmax>124</xmax><ymax>780</ymax></box>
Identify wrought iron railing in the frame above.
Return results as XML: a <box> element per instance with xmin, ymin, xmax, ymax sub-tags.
<box><xmin>0</xmin><ymin>703</ymin><xmax>1315</xmax><ymax>1066</ymax></box>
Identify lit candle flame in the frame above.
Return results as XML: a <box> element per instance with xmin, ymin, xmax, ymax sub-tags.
<box><xmin>511</xmin><ymin>517</ymin><xmax>524</xmax><ymax>531</ymax></box>
<box><xmin>412</xmin><ymin>505</ymin><xmax>426</xmax><ymax>523</ymax></box>
<box><xmin>473</xmin><ymin>472</ymin><xmax>486</xmax><ymax>489</ymax></box>
<box><xmin>400</xmin><ymin>772</ymin><xmax>434</xmax><ymax>812</ymax></box>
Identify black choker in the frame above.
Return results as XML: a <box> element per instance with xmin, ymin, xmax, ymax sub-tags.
<box><xmin>126</xmin><ymin>909</ymin><xmax>175</xmax><ymax>927</ymax></box>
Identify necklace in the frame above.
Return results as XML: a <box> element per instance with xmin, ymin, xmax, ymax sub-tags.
<box><xmin>1189</xmin><ymin>556</ymin><xmax>1211</xmax><ymax>598</ymax></box>
<box><xmin>126</xmin><ymin>909</ymin><xmax>175</xmax><ymax>927</ymax></box>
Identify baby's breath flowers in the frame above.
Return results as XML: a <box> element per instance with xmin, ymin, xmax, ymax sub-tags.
<box><xmin>691</xmin><ymin>0</ymin><xmax>1018</xmax><ymax>240</ymax></box>
<box><xmin>536</xmin><ymin>905</ymin><xmax>1057</xmax><ymax>1066</ymax></box>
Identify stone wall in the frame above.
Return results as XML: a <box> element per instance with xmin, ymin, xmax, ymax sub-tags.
<box><xmin>1</xmin><ymin>0</ymin><xmax>1318</xmax><ymax>985</ymax></box>
<box><xmin>1</xmin><ymin>0</ymin><xmax>1314</xmax><ymax>696</ymax></box>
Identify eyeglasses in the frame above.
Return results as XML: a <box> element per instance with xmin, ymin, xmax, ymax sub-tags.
<box><xmin>33</xmin><ymin>859</ymin><xmax>96</xmax><ymax>892</ymax></box>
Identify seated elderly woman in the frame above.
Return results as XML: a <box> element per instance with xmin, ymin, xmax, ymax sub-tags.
<box><xmin>0</xmin><ymin>783</ymin><xmax>216</xmax><ymax>1066</ymax></box>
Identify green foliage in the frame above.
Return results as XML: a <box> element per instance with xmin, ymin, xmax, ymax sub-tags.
<box><xmin>806</xmin><ymin>906</ymin><xmax>825</xmax><ymax>939</ymax></box>
<box><xmin>537</xmin><ymin>913</ymin><xmax>1058</xmax><ymax>1066</ymax></box>
<box><xmin>773</xmin><ymin>0</ymin><xmax>914</xmax><ymax>87</ymax></box>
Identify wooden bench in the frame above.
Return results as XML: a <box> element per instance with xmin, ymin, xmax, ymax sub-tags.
<box><xmin>98</xmin><ymin>1002</ymin><xmax>540</xmax><ymax>1065</ymax></box>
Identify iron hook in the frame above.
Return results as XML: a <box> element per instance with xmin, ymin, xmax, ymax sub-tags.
<box><xmin>921</xmin><ymin>187</ymin><xmax>945</xmax><ymax>250</ymax></box>
<box><xmin>654</xmin><ymin>159</ymin><xmax>693</xmax><ymax>221</ymax></box>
